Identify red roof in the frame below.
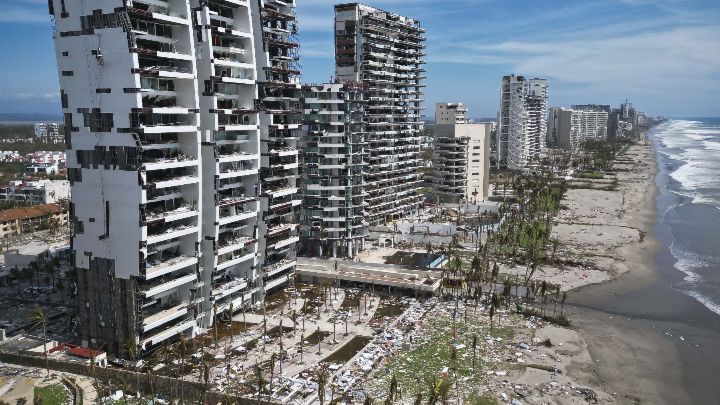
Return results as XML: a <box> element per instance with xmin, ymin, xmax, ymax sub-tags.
<box><xmin>0</xmin><ymin>204</ymin><xmax>62</xmax><ymax>222</ymax></box>
<box><xmin>50</xmin><ymin>343</ymin><xmax>105</xmax><ymax>359</ymax></box>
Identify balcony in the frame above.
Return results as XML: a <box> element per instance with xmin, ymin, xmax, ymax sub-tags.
<box><xmin>218</xmin><ymin>206</ymin><xmax>256</xmax><ymax>226</ymax></box>
<box><xmin>211</xmin><ymin>278</ymin><xmax>249</xmax><ymax>302</ymax></box>
<box><xmin>144</xmin><ymin>255</ymin><xmax>198</xmax><ymax>280</ymax></box>
<box><xmin>217</xmin><ymin>236</ymin><xmax>255</xmax><ymax>256</ymax></box>
<box><xmin>263</xmin><ymin>274</ymin><xmax>289</xmax><ymax>292</ymax></box>
<box><xmin>267</xmin><ymin>235</ymin><xmax>299</xmax><ymax>251</ymax></box>
<box><xmin>142</xmin><ymin>273</ymin><xmax>196</xmax><ymax>298</ymax></box>
<box><xmin>148</xmin><ymin>174</ymin><xmax>199</xmax><ymax>189</ymax></box>
<box><xmin>129</xmin><ymin>2</ymin><xmax>190</xmax><ymax>26</ymax></box>
<box><xmin>217</xmin><ymin>151</ymin><xmax>258</xmax><ymax>164</ymax></box>
<box><xmin>267</xmin><ymin>223</ymin><xmax>297</xmax><ymax>237</ymax></box>
<box><xmin>263</xmin><ymin>186</ymin><xmax>298</xmax><ymax>199</ymax></box>
<box><xmin>219</xmin><ymin>162</ymin><xmax>258</xmax><ymax>179</ymax></box>
<box><xmin>142</xmin><ymin>303</ymin><xmax>189</xmax><ymax>332</ymax></box>
<box><xmin>217</xmin><ymin>250</ymin><xmax>255</xmax><ymax>271</ymax></box>
<box><xmin>140</xmin><ymin>319</ymin><xmax>195</xmax><ymax>350</ymax></box>
<box><xmin>147</xmin><ymin>224</ymin><xmax>198</xmax><ymax>245</ymax></box>
<box><xmin>264</xmin><ymin>259</ymin><xmax>295</xmax><ymax>279</ymax></box>
<box><xmin>143</xmin><ymin>156</ymin><xmax>198</xmax><ymax>172</ymax></box>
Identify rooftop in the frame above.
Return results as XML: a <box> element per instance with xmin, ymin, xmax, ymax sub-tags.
<box><xmin>0</xmin><ymin>204</ymin><xmax>62</xmax><ymax>222</ymax></box>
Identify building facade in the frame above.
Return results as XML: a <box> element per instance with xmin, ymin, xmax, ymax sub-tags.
<box><xmin>548</xmin><ymin>107</ymin><xmax>609</xmax><ymax>150</ymax></box>
<box><xmin>432</xmin><ymin>104</ymin><xmax>491</xmax><ymax>203</ymax></box>
<box><xmin>49</xmin><ymin>0</ymin><xmax>299</xmax><ymax>357</ymax></box>
<box><xmin>0</xmin><ymin>180</ymin><xmax>70</xmax><ymax>206</ymax></box>
<box><xmin>300</xmin><ymin>82</ymin><xmax>369</xmax><ymax>258</ymax></box>
<box><xmin>497</xmin><ymin>75</ymin><xmax>548</xmax><ymax>170</ymax></box>
<box><xmin>435</xmin><ymin>102</ymin><xmax>467</xmax><ymax>124</ymax></box>
<box><xmin>0</xmin><ymin>204</ymin><xmax>66</xmax><ymax>239</ymax></box>
<box><xmin>334</xmin><ymin>3</ymin><xmax>426</xmax><ymax>225</ymax></box>
<box><xmin>34</xmin><ymin>123</ymin><xmax>64</xmax><ymax>144</ymax></box>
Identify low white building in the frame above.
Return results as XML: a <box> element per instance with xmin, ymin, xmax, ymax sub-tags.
<box><xmin>0</xmin><ymin>179</ymin><xmax>70</xmax><ymax>205</ymax></box>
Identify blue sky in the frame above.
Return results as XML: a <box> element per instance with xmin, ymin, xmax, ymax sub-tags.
<box><xmin>1</xmin><ymin>0</ymin><xmax>719</xmax><ymax>117</ymax></box>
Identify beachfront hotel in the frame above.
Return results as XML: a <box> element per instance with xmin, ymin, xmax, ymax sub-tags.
<box><xmin>49</xmin><ymin>0</ymin><xmax>300</xmax><ymax>357</ymax></box>
<box><xmin>334</xmin><ymin>3</ymin><xmax>427</xmax><ymax>225</ymax></box>
<box><xmin>497</xmin><ymin>75</ymin><xmax>548</xmax><ymax>170</ymax></box>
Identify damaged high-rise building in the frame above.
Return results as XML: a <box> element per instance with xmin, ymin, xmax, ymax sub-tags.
<box><xmin>497</xmin><ymin>75</ymin><xmax>548</xmax><ymax>170</ymax></box>
<box><xmin>49</xmin><ymin>0</ymin><xmax>300</xmax><ymax>357</ymax></box>
<box><xmin>300</xmin><ymin>82</ymin><xmax>369</xmax><ymax>258</ymax></box>
<box><xmin>334</xmin><ymin>3</ymin><xmax>426</xmax><ymax>225</ymax></box>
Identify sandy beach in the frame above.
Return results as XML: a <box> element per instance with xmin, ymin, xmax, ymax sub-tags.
<box><xmin>493</xmin><ymin>141</ymin><xmax>709</xmax><ymax>404</ymax></box>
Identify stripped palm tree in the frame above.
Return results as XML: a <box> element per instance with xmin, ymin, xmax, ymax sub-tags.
<box><xmin>31</xmin><ymin>307</ymin><xmax>49</xmax><ymax>377</ymax></box>
<box><xmin>317</xmin><ymin>367</ymin><xmax>330</xmax><ymax>405</ymax></box>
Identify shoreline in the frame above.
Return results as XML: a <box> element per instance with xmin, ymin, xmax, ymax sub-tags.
<box><xmin>560</xmin><ymin>136</ymin><xmax>720</xmax><ymax>403</ymax></box>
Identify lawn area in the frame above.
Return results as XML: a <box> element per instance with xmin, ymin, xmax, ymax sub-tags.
<box><xmin>34</xmin><ymin>383</ymin><xmax>71</xmax><ymax>405</ymax></box>
<box><xmin>367</xmin><ymin>306</ymin><xmax>519</xmax><ymax>402</ymax></box>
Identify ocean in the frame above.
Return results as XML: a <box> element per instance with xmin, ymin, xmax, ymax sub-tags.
<box><xmin>652</xmin><ymin>118</ymin><xmax>720</xmax><ymax>317</ymax></box>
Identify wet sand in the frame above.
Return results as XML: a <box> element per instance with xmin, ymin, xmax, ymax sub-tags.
<box><xmin>566</xmin><ymin>140</ymin><xmax>720</xmax><ymax>404</ymax></box>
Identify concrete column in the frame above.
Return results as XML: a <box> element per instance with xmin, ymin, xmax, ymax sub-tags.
<box><xmin>318</xmin><ymin>244</ymin><xmax>323</xmax><ymax>258</ymax></box>
<box><xmin>332</xmin><ymin>243</ymin><xmax>337</xmax><ymax>258</ymax></box>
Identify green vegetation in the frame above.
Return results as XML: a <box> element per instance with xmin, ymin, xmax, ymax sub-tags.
<box><xmin>466</xmin><ymin>392</ymin><xmax>499</xmax><ymax>405</ymax></box>
<box><xmin>0</xmin><ymin>125</ymin><xmax>35</xmax><ymax>140</ymax></box>
<box><xmin>34</xmin><ymin>384</ymin><xmax>71</xmax><ymax>405</ymax></box>
<box><xmin>369</xmin><ymin>310</ymin><xmax>509</xmax><ymax>400</ymax></box>
<box><xmin>0</xmin><ymin>161</ymin><xmax>28</xmax><ymax>184</ymax></box>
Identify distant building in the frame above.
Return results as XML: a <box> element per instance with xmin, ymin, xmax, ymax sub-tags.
<box><xmin>25</xmin><ymin>162</ymin><xmax>60</xmax><ymax>175</ymax></box>
<box><xmin>497</xmin><ymin>75</ymin><xmax>548</xmax><ymax>170</ymax></box>
<box><xmin>33</xmin><ymin>123</ymin><xmax>63</xmax><ymax>144</ymax></box>
<box><xmin>0</xmin><ymin>203</ymin><xmax>66</xmax><ymax>239</ymax></box>
<box><xmin>433</xmin><ymin>104</ymin><xmax>491</xmax><ymax>203</ymax></box>
<box><xmin>0</xmin><ymin>180</ymin><xmax>70</xmax><ymax>206</ymax></box>
<box><xmin>548</xmin><ymin>107</ymin><xmax>609</xmax><ymax>150</ymax></box>
<box><xmin>436</xmin><ymin>103</ymin><xmax>468</xmax><ymax>124</ymax></box>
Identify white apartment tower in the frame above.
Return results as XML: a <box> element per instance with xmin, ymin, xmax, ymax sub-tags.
<box><xmin>497</xmin><ymin>75</ymin><xmax>548</xmax><ymax>170</ymax></box>
<box><xmin>436</xmin><ymin>102</ymin><xmax>467</xmax><ymax>124</ymax></box>
<box><xmin>300</xmin><ymin>82</ymin><xmax>369</xmax><ymax>258</ymax></box>
<box><xmin>334</xmin><ymin>3</ymin><xmax>426</xmax><ymax>225</ymax></box>
<box><xmin>433</xmin><ymin>104</ymin><xmax>491</xmax><ymax>204</ymax></box>
<box><xmin>49</xmin><ymin>0</ymin><xmax>300</xmax><ymax>358</ymax></box>
<box><xmin>548</xmin><ymin>107</ymin><xmax>609</xmax><ymax>150</ymax></box>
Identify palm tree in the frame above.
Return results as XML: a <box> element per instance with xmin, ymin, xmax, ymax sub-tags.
<box><xmin>317</xmin><ymin>368</ymin><xmax>329</xmax><ymax>405</ymax></box>
<box><xmin>489</xmin><ymin>303</ymin><xmax>496</xmax><ymax>333</ymax></box>
<box><xmin>386</xmin><ymin>375</ymin><xmax>398</xmax><ymax>405</ymax></box>
<box><xmin>424</xmin><ymin>376</ymin><xmax>452</xmax><ymax>405</ymax></box>
<box><xmin>125</xmin><ymin>338</ymin><xmax>141</xmax><ymax>398</ymax></box>
<box><xmin>269</xmin><ymin>353</ymin><xmax>276</xmax><ymax>401</ymax></box>
<box><xmin>31</xmin><ymin>307</ymin><xmax>49</xmax><ymax>377</ymax></box>
<box><xmin>251</xmin><ymin>363</ymin><xmax>268</xmax><ymax>405</ymax></box>
<box><xmin>471</xmin><ymin>334</ymin><xmax>478</xmax><ymax>373</ymax></box>
<box><xmin>171</xmin><ymin>334</ymin><xmax>190</xmax><ymax>405</ymax></box>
